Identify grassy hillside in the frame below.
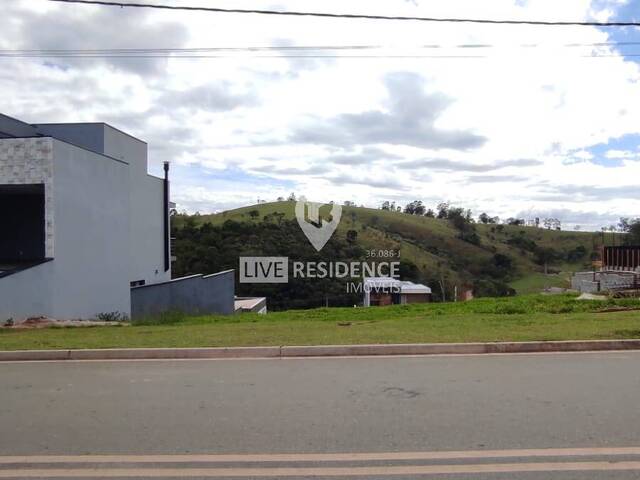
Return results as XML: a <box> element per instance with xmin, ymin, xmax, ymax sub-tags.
<box><xmin>172</xmin><ymin>201</ymin><xmax>597</xmax><ymax>307</ymax></box>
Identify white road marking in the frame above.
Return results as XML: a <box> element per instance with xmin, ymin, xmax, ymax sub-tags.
<box><xmin>3</xmin><ymin>446</ymin><xmax>640</xmax><ymax>464</ymax></box>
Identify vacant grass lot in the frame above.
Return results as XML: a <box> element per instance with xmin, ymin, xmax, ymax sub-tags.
<box><xmin>509</xmin><ymin>272</ymin><xmax>571</xmax><ymax>294</ymax></box>
<box><xmin>1</xmin><ymin>295</ymin><xmax>639</xmax><ymax>351</ymax></box>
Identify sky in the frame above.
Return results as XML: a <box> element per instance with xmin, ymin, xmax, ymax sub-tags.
<box><xmin>2</xmin><ymin>0</ymin><xmax>640</xmax><ymax>231</ymax></box>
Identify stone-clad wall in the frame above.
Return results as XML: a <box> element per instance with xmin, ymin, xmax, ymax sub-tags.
<box><xmin>571</xmin><ymin>270</ymin><xmax>639</xmax><ymax>293</ymax></box>
<box><xmin>0</xmin><ymin>138</ymin><xmax>54</xmax><ymax>257</ymax></box>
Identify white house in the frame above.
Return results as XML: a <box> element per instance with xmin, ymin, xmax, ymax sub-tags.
<box><xmin>363</xmin><ymin>277</ymin><xmax>432</xmax><ymax>307</ymax></box>
<box><xmin>0</xmin><ymin>113</ymin><xmax>235</xmax><ymax>321</ymax></box>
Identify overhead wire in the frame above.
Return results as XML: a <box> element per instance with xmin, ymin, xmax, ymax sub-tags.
<box><xmin>47</xmin><ymin>0</ymin><xmax>640</xmax><ymax>27</ymax></box>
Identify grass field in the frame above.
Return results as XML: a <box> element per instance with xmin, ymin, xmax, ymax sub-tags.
<box><xmin>509</xmin><ymin>272</ymin><xmax>571</xmax><ymax>294</ymax></box>
<box><xmin>1</xmin><ymin>295</ymin><xmax>639</xmax><ymax>351</ymax></box>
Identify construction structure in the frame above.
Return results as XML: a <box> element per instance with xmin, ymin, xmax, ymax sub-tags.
<box><xmin>571</xmin><ymin>245</ymin><xmax>640</xmax><ymax>295</ymax></box>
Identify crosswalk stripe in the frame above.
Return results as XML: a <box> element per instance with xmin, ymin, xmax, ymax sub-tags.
<box><xmin>2</xmin><ymin>461</ymin><xmax>640</xmax><ymax>477</ymax></box>
<box><xmin>2</xmin><ymin>446</ymin><xmax>640</xmax><ymax>464</ymax></box>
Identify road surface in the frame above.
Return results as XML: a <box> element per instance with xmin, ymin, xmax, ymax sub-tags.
<box><xmin>1</xmin><ymin>351</ymin><xmax>640</xmax><ymax>478</ymax></box>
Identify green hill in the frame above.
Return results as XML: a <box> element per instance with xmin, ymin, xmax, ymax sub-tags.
<box><xmin>171</xmin><ymin>201</ymin><xmax>597</xmax><ymax>309</ymax></box>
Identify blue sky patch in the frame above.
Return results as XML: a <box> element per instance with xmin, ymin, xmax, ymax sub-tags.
<box><xmin>586</xmin><ymin>133</ymin><xmax>640</xmax><ymax>167</ymax></box>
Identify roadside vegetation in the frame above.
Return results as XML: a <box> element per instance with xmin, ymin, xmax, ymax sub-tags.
<box><xmin>1</xmin><ymin>294</ymin><xmax>639</xmax><ymax>351</ymax></box>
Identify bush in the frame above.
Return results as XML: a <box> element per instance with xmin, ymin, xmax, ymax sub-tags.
<box><xmin>95</xmin><ymin>312</ymin><xmax>129</xmax><ymax>322</ymax></box>
<box><xmin>473</xmin><ymin>279</ymin><xmax>516</xmax><ymax>297</ymax></box>
<box><xmin>506</xmin><ymin>235</ymin><xmax>537</xmax><ymax>252</ymax></box>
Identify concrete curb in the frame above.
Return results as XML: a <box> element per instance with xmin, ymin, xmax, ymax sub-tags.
<box><xmin>281</xmin><ymin>340</ymin><xmax>640</xmax><ymax>357</ymax></box>
<box><xmin>0</xmin><ymin>347</ymin><xmax>280</xmax><ymax>362</ymax></box>
<box><xmin>2</xmin><ymin>339</ymin><xmax>640</xmax><ymax>361</ymax></box>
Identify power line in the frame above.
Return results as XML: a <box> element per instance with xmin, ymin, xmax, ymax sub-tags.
<box><xmin>48</xmin><ymin>0</ymin><xmax>640</xmax><ymax>27</ymax></box>
<box><xmin>4</xmin><ymin>39</ymin><xmax>640</xmax><ymax>54</ymax></box>
<box><xmin>1</xmin><ymin>53</ymin><xmax>638</xmax><ymax>59</ymax></box>
<box><xmin>2</xmin><ymin>41</ymin><xmax>640</xmax><ymax>59</ymax></box>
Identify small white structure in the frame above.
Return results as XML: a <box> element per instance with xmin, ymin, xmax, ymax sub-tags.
<box><xmin>363</xmin><ymin>277</ymin><xmax>432</xmax><ymax>307</ymax></box>
<box><xmin>0</xmin><ymin>113</ymin><xmax>171</xmax><ymax>320</ymax></box>
<box><xmin>234</xmin><ymin>297</ymin><xmax>268</xmax><ymax>314</ymax></box>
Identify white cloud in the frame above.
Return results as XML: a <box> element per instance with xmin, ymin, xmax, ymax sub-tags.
<box><xmin>2</xmin><ymin>0</ymin><xmax>640</xmax><ymax>227</ymax></box>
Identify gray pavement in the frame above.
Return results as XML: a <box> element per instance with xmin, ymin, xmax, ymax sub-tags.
<box><xmin>1</xmin><ymin>351</ymin><xmax>640</xmax><ymax>478</ymax></box>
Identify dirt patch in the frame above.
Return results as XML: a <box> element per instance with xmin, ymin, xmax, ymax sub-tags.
<box><xmin>2</xmin><ymin>316</ymin><xmax>126</xmax><ymax>329</ymax></box>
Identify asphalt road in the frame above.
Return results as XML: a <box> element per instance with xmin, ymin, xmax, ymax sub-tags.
<box><xmin>1</xmin><ymin>351</ymin><xmax>640</xmax><ymax>478</ymax></box>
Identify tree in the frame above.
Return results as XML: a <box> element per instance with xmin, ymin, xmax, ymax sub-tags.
<box><xmin>488</xmin><ymin>253</ymin><xmax>514</xmax><ymax>279</ymax></box>
<box><xmin>479</xmin><ymin>212</ymin><xmax>497</xmax><ymax>224</ymax></box>
<box><xmin>404</xmin><ymin>200</ymin><xmax>425</xmax><ymax>215</ymax></box>
<box><xmin>425</xmin><ymin>208</ymin><xmax>435</xmax><ymax>218</ymax></box>
<box><xmin>465</xmin><ymin>209</ymin><xmax>474</xmax><ymax>222</ymax></box>
<box><xmin>567</xmin><ymin>245</ymin><xmax>587</xmax><ymax>262</ymax></box>
<box><xmin>534</xmin><ymin>247</ymin><xmax>558</xmax><ymax>274</ymax></box>
<box><xmin>619</xmin><ymin>217</ymin><xmax>632</xmax><ymax>232</ymax></box>
<box><xmin>448</xmin><ymin>208</ymin><xmax>480</xmax><ymax>245</ymax></box>
<box><xmin>436</xmin><ymin>202</ymin><xmax>450</xmax><ymax>219</ymax></box>
<box><xmin>287</xmin><ymin>192</ymin><xmax>296</xmax><ymax>201</ymax></box>
<box><xmin>624</xmin><ymin>219</ymin><xmax>640</xmax><ymax>245</ymax></box>
<box><xmin>381</xmin><ymin>201</ymin><xmax>391</xmax><ymax>211</ymax></box>
<box><xmin>248</xmin><ymin>209</ymin><xmax>260</xmax><ymax>220</ymax></box>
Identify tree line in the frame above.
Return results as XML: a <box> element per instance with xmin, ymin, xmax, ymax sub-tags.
<box><xmin>382</xmin><ymin>200</ymin><xmax>565</xmax><ymax>230</ymax></box>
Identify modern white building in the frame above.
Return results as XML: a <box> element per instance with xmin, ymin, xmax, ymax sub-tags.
<box><xmin>0</xmin><ymin>113</ymin><xmax>173</xmax><ymax>320</ymax></box>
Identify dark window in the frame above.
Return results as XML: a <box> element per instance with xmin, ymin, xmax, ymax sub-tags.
<box><xmin>0</xmin><ymin>184</ymin><xmax>46</xmax><ymax>261</ymax></box>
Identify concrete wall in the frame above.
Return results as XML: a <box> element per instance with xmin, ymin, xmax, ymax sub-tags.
<box><xmin>0</xmin><ymin>261</ymin><xmax>54</xmax><ymax>320</ymax></box>
<box><xmin>94</xmin><ymin>124</ymin><xmax>170</xmax><ymax>286</ymax></box>
<box><xmin>129</xmin><ymin>174</ymin><xmax>169</xmax><ymax>286</ymax></box>
<box><xmin>571</xmin><ymin>270</ymin><xmax>639</xmax><ymax>293</ymax></box>
<box><xmin>0</xmin><ymin>138</ymin><xmax>131</xmax><ymax>319</ymax></box>
<box><xmin>0</xmin><ymin>113</ymin><xmax>39</xmax><ymax>138</ymax></box>
<box><xmin>131</xmin><ymin>270</ymin><xmax>235</xmax><ymax>319</ymax></box>
<box><xmin>50</xmin><ymin>139</ymin><xmax>131</xmax><ymax>317</ymax></box>
<box><xmin>600</xmin><ymin>271</ymin><xmax>638</xmax><ymax>290</ymax></box>
<box><xmin>571</xmin><ymin>272</ymin><xmax>600</xmax><ymax>293</ymax></box>
<box><xmin>103</xmin><ymin>124</ymin><xmax>148</xmax><ymax>176</ymax></box>
<box><xmin>35</xmin><ymin>123</ymin><xmax>105</xmax><ymax>156</ymax></box>
<box><xmin>35</xmin><ymin>125</ymin><xmax>170</xmax><ymax>285</ymax></box>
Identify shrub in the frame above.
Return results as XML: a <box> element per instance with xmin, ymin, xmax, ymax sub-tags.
<box><xmin>95</xmin><ymin>312</ymin><xmax>129</xmax><ymax>322</ymax></box>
